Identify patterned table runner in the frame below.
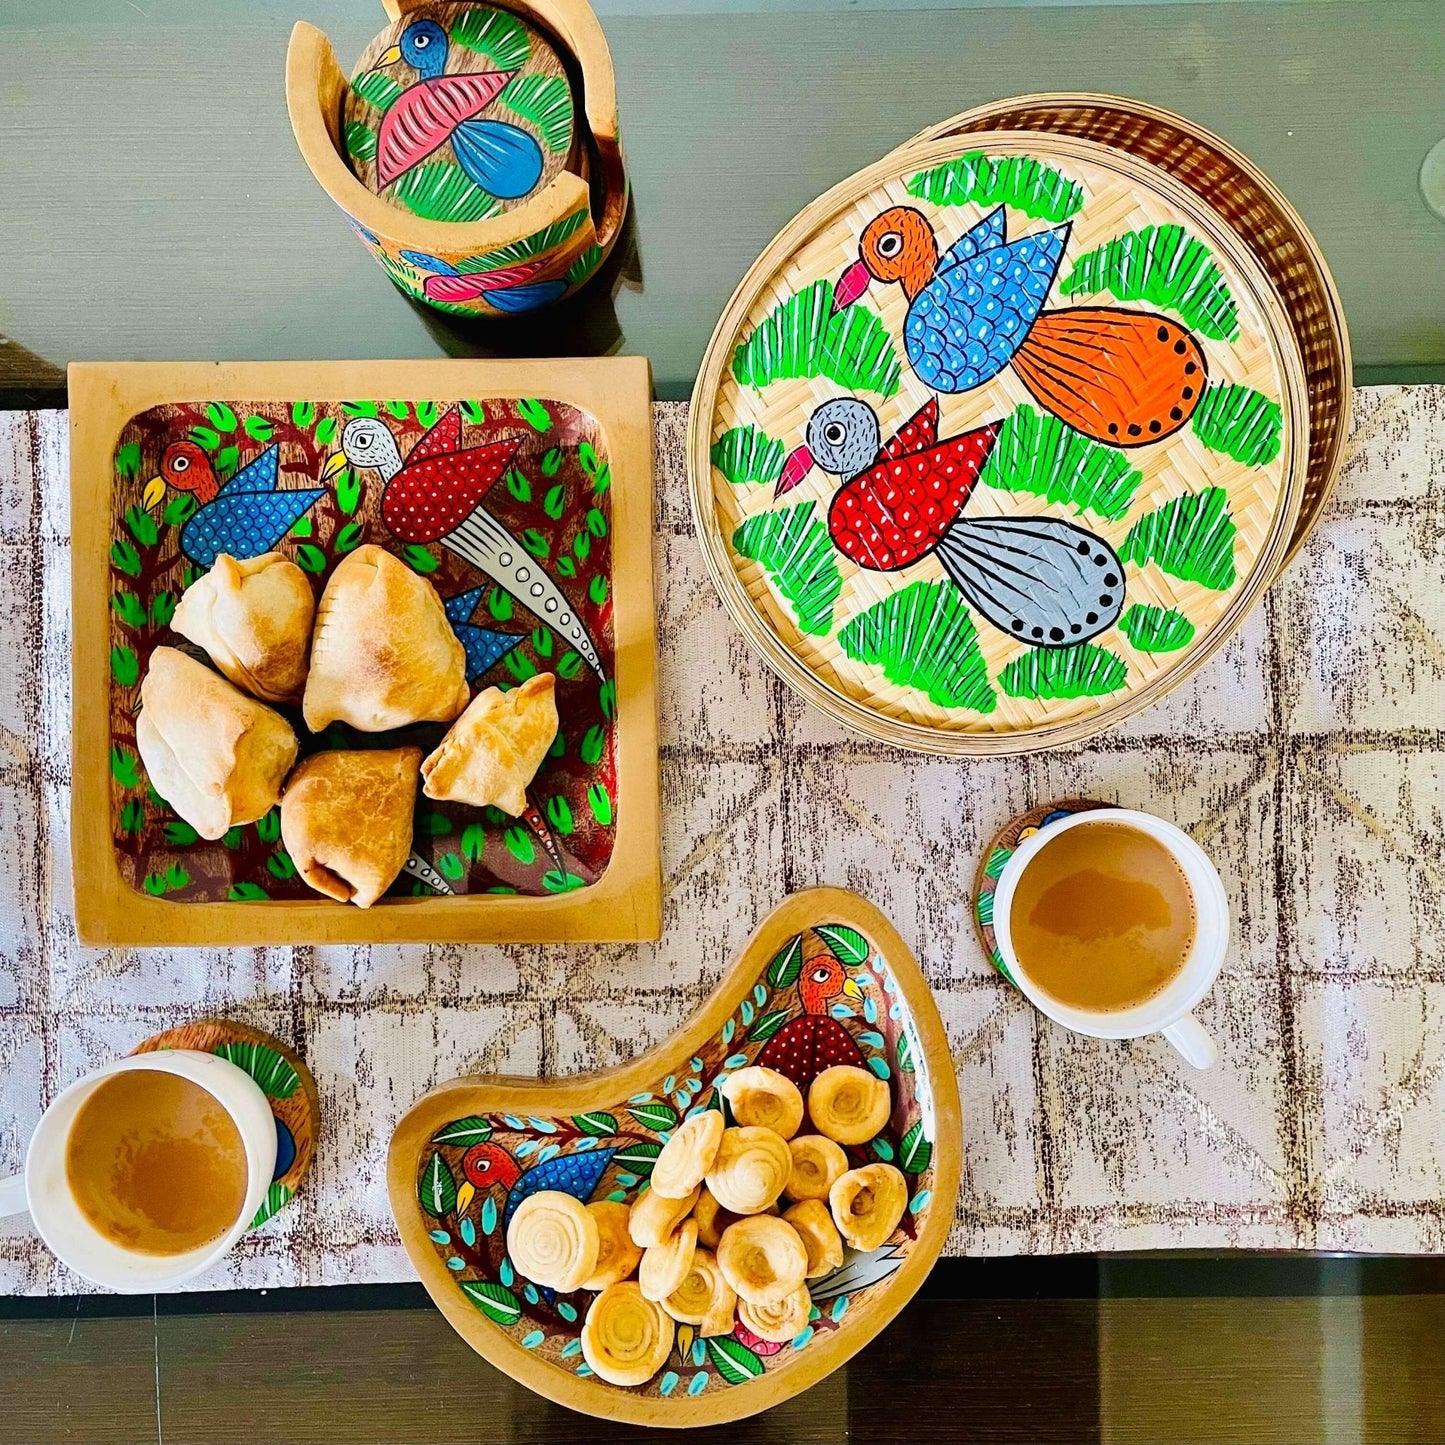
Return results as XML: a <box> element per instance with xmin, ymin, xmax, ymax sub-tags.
<box><xmin>1</xmin><ymin>387</ymin><xmax>1441</xmax><ymax>1293</ymax></box>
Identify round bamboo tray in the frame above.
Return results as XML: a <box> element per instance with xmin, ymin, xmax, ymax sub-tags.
<box><xmin>689</xmin><ymin>130</ymin><xmax>1310</xmax><ymax>755</ymax></box>
<box><xmin>895</xmin><ymin>94</ymin><xmax>1351</xmax><ymax>576</ymax></box>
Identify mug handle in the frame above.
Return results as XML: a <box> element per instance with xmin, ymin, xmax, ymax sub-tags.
<box><xmin>1162</xmin><ymin>1014</ymin><xmax>1218</xmax><ymax>1070</ymax></box>
<box><xmin>0</xmin><ymin>1172</ymin><xmax>28</xmax><ymax>1218</ymax></box>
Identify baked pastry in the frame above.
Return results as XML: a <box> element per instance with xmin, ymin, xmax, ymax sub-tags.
<box><xmin>581</xmin><ymin>1283</ymin><xmax>674</xmax><ymax>1387</ymax></box>
<box><xmin>171</xmin><ymin>552</ymin><xmax>314</xmax><ymax>704</ymax></box>
<box><xmin>829</xmin><ymin>1163</ymin><xmax>908</xmax><ymax>1251</ymax></box>
<box><xmin>579</xmin><ymin>1202</ymin><xmax>643</xmax><ymax>1293</ymax></box>
<box><xmin>782</xmin><ymin>1198</ymin><xmax>844</xmax><ymax>1278</ymax></box>
<box><xmin>279</xmin><ymin>747</ymin><xmax>421</xmax><ymax>907</ymax></box>
<box><xmin>420</xmin><ymin>672</ymin><xmax>558</xmax><ymax>817</ymax></box>
<box><xmin>704</xmin><ymin>1126</ymin><xmax>792</xmax><ymax>1215</ymax></box>
<box><xmin>715</xmin><ymin>1214</ymin><xmax>807</xmax><ymax>1306</ymax></box>
<box><xmin>785</xmin><ymin>1135</ymin><xmax>849</xmax><ymax>1202</ymax></box>
<box><xmin>650</xmin><ymin>1111</ymin><xmax>725</xmax><ymax>1200</ymax></box>
<box><xmin>720</xmin><ymin>1066</ymin><xmax>804</xmax><ymax>1139</ymax></box>
<box><xmin>808</xmin><ymin>1065</ymin><xmax>892</xmax><ymax>1145</ymax></box>
<box><xmin>738</xmin><ymin>1284</ymin><xmax>811</xmax><ymax>1344</ymax></box>
<box><xmin>136</xmin><ymin>647</ymin><xmax>298</xmax><ymax>840</ymax></box>
<box><xmin>506</xmin><ymin>1191</ymin><xmax>600</xmax><ymax>1293</ymax></box>
<box><xmin>302</xmin><ymin>545</ymin><xmax>469</xmax><ymax>732</ymax></box>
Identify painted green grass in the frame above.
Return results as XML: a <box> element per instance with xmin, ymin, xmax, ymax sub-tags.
<box><xmin>978</xmin><ymin>404</ymin><xmax>1142</xmax><ymax>521</ymax></box>
<box><xmin>1059</xmin><ymin>224</ymin><xmax>1240</xmax><ymax>341</ymax></box>
<box><xmin>500</xmin><ymin>74</ymin><xmax>573</xmax><ymax>153</ymax></box>
<box><xmin>731</xmin><ymin>280</ymin><xmax>901</xmax><ymax>396</ymax></box>
<box><xmin>733</xmin><ymin>503</ymin><xmax>842</xmax><ymax>636</ymax></box>
<box><xmin>453</xmin><ymin>7</ymin><xmax>531</xmax><ymax>68</ymax></box>
<box><xmin>711</xmin><ymin>425</ymin><xmax>785</xmax><ymax>486</ymax></box>
<box><xmin>1121</xmin><ymin>486</ymin><xmax>1237</xmax><ymax>591</ymax></box>
<box><xmin>351</xmin><ymin>71</ymin><xmax>400</xmax><ymax>112</ymax></box>
<box><xmin>344</xmin><ymin>120</ymin><xmax>377</xmax><ymax>163</ymax></box>
<box><xmin>1191</xmin><ymin>383</ymin><xmax>1283</xmax><ymax>466</ymax></box>
<box><xmin>388</xmin><ymin>164</ymin><xmax>500</xmax><ymax>224</ymax></box>
<box><xmin>565</xmin><ymin>244</ymin><xmax>603</xmax><ymax>287</ymax></box>
<box><xmin>999</xmin><ymin>643</ymin><xmax>1128</xmax><ymax>700</ymax></box>
<box><xmin>838</xmin><ymin>580</ymin><xmax>997</xmax><ymax>712</ymax></box>
<box><xmin>906</xmin><ymin>151</ymin><xmax>1084</xmax><ymax>222</ymax></box>
<box><xmin>1119</xmin><ymin>603</ymin><xmax>1196</xmax><ymax>652</ymax></box>
<box><xmin>460</xmin><ymin>209</ymin><xmax>588</xmax><ymax>272</ymax></box>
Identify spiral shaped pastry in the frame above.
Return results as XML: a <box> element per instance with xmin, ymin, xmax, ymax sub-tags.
<box><xmin>720</xmin><ymin>1066</ymin><xmax>804</xmax><ymax>1139</ymax></box>
<box><xmin>580</xmin><ymin>1281</ymin><xmax>676</xmax><ymax>1388</ymax></box>
<box><xmin>505</xmin><ymin>1190</ymin><xmax>600</xmax><ymax>1293</ymax></box>
<box><xmin>716</xmin><ymin>1214</ymin><xmax>808</xmax><ymax>1305</ymax></box>
<box><xmin>783</xmin><ymin>1197</ymin><xmax>845</xmax><ymax>1279</ymax></box>
<box><xmin>660</xmin><ymin>1247</ymin><xmax>736</xmax><ymax>1339</ymax></box>
<box><xmin>705</xmin><ymin>1126</ymin><xmax>792</xmax><ymax>1215</ymax></box>
<box><xmin>807</xmin><ymin>1065</ymin><xmax>892</xmax><ymax>1145</ymax></box>
<box><xmin>829</xmin><ymin>1163</ymin><xmax>908</xmax><ymax>1252</ymax></box>
<box><xmin>786</xmin><ymin>1134</ymin><xmax>849</xmax><ymax>1202</ymax></box>
<box><xmin>738</xmin><ymin>1284</ymin><xmax>812</xmax><ymax>1344</ymax></box>
<box><xmin>692</xmin><ymin>1186</ymin><xmax>734</xmax><ymax>1250</ymax></box>
<box><xmin>580</xmin><ymin>1200</ymin><xmax>643</xmax><ymax>1292</ymax></box>
<box><xmin>628</xmin><ymin>1183</ymin><xmax>699</xmax><ymax>1248</ymax></box>
<box><xmin>639</xmin><ymin>1218</ymin><xmax>699</xmax><ymax>1303</ymax></box>
<box><xmin>651</xmin><ymin>1110</ymin><xmax>725</xmax><ymax>1199</ymax></box>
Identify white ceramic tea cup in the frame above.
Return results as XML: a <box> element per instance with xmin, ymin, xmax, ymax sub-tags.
<box><xmin>991</xmin><ymin>808</ymin><xmax>1229</xmax><ymax>1070</ymax></box>
<box><xmin>0</xmin><ymin>1050</ymin><xmax>277</xmax><ymax>1291</ymax></box>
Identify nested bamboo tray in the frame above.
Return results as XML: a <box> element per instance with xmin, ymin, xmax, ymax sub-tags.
<box><xmin>689</xmin><ymin>129</ymin><xmax>1311</xmax><ymax>755</ymax></box>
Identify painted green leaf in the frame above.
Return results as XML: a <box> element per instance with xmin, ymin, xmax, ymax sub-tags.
<box><xmin>586</xmin><ymin>782</ymin><xmax>612</xmax><ymax>826</ymax></box>
<box><xmin>351</xmin><ymin>70</ymin><xmax>401</xmax><ymax>112</ymax></box>
<box><xmin>344</xmin><ymin>120</ymin><xmax>378</xmax><ymax>162</ymax></box>
<box><xmin>814</xmin><ymin>923</ymin><xmax>869</xmax><ymax>965</ymax></box>
<box><xmin>503</xmin><ymin>824</ymin><xmax>535</xmax><ymax>865</ymax></box>
<box><xmin>470</xmin><ymin>210</ymin><xmax>589</xmax><ymax>272</ymax></box>
<box><xmin>431</xmin><ymin>1116</ymin><xmax>493</xmax><ymax>1147</ymax></box>
<box><xmin>415</xmin><ymin>400</ymin><xmax>439</xmax><ymax>429</ymax></box>
<box><xmin>521</xmin><ymin>528</ymin><xmax>549</xmax><ymax>559</ymax></box>
<box><xmin>767</xmin><ymin>934</ymin><xmax>804</xmax><ymax>991</ymax></box>
<box><xmin>572</xmin><ymin>1112</ymin><xmax>617</xmax><ymax>1137</ymax></box>
<box><xmin>461</xmin><ymin>1280</ymin><xmax>522</xmax><ymax>1327</ymax></box>
<box><xmin>142</xmin><ymin>872</ymin><xmax>167</xmax><ymax>897</ymax></box>
<box><xmin>613</xmin><ymin>1141</ymin><xmax>662</xmax><ymax>1175</ymax></box>
<box><xmin>460</xmin><ymin>823</ymin><xmax>487</xmax><ymax>862</ymax></box>
<box><xmin>114</xmin><ymin>441</ymin><xmax>142</xmax><ymax>480</ymax></box>
<box><xmin>124</xmin><ymin>505</ymin><xmax>157</xmax><ymax>547</ymax></box>
<box><xmin>291</xmin><ymin>515</ymin><xmax>313</xmax><ymax>538</ymax></box>
<box><xmin>504</xmin><ymin>649</ymin><xmax>537</xmax><ymax>683</ymax></box>
<box><xmin>517</xmin><ymin>398</ymin><xmax>550</xmax><ymax>431</ymax></box>
<box><xmin>749</xmin><ymin>1009</ymin><xmax>789</xmax><ymax>1044</ymax></box>
<box><xmin>900</xmin><ymin>1119</ymin><xmax>933</xmax><ymax>1175</ymax></box>
<box><xmin>227</xmin><ymin>881</ymin><xmax>268</xmax><ymax>901</ymax></box>
<box><xmin>732</xmin><ymin>279</ymin><xmax>900</xmax><ymax>395</ymax></box>
<box><xmin>110</xmin><ymin>539</ymin><xmax>142</xmax><ymax>576</ymax></box>
<box><xmin>206</xmin><ymin>402</ymin><xmax>238</xmax><ymax>433</ymax></box>
<box><xmin>335</xmin><ymin>520</ymin><xmax>365</xmax><ymax>554</ymax></box>
<box><xmin>249</xmin><ymin>1181</ymin><xmax>293</xmax><ymax>1230</ymax></box>
<box><xmin>1059</xmin><ymin>224</ymin><xmax>1239</xmax><ymax>341</ymax></box>
<box><xmin>1191</xmin><ymin>383</ymin><xmax>1283</xmax><ymax>466</ymax></box>
<box><xmin>314</xmin><ymin>416</ymin><xmax>338</xmax><ymax>446</ymax></box>
<box><xmin>707</xmin><ymin>1336</ymin><xmax>765</xmax><ymax>1385</ymax></box>
<box><xmin>839</xmin><ymin>580</ymin><xmax>996</xmax><ymax>712</ymax></box>
<box><xmin>711</xmin><ymin>424</ymin><xmax>785</xmax><ymax>486</ymax></box>
<box><xmin>573</xmin><ymin>531</ymin><xmax>590</xmax><ymax>562</ymax></box>
<box><xmin>589</xmin><ymin>575</ymin><xmax>608</xmax><ymax>607</ymax></box>
<box><xmin>499</xmin><ymin>73</ymin><xmax>573</xmax><ymax>153</ymax></box>
<box><xmin>215</xmin><ymin>445</ymin><xmax>240</xmax><ymax>480</ymax></box>
<box><xmin>906</xmin><ymin>150</ymin><xmax>1084</xmax><ymax>221</ymax></box>
<box><xmin>418</xmin><ymin>1151</ymin><xmax>458</xmax><ymax>1217</ymax></box>
<box><xmin>979</xmin><ymin>404</ymin><xmax>1141</xmax><ymax>521</ymax></box>
<box><xmin>1121</xmin><ymin>486</ymin><xmax>1237</xmax><ymax>591</ymax></box>
<box><xmin>294</xmin><ymin>544</ymin><xmax>326</xmax><ymax>574</ymax></box>
<box><xmin>189</xmin><ymin>425</ymin><xmax>221</xmax><ymax>450</ymax></box>
<box><xmin>897</xmin><ymin>1030</ymin><xmax>914</xmax><ymax>1073</ymax></box>
<box><xmin>586</xmin><ymin>508</ymin><xmax>607</xmax><ymax>539</ymax></box>
<box><xmin>110</xmin><ymin>743</ymin><xmax>140</xmax><ymax>788</ymax></box>
<box><xmin>119</xmin><ymin>799</ymin><xmax>144</xmax><ymax>834</ymax></box>
<box><xmin>543</xmin><ymin>483</ymin><xmax>567</xmax><ymax>519</ymax></box>
<box><xmin>256</xmin><ymin>808</ymin><xmax>281</xmax><ymax>844</ymax></box>
<box><xmin>291</xmin><ymin>401</ymin><xmax>316</xmax><ymax>428</ymax></box>
<box><xmin>342</xmin><ymin>400</ymin><xmax>379</xmax><ymax>419</ymax></box>
<box><xmin>541</xmin><ymin>870</ymin><xmax>586</xmax><ymax>893</ymax></box>
<box><xmin>732</xmin><ymin>502</ymin><xmax>841</xmax><ymax>637</ymax></box>
<box><xmin>453</xmin><ymin>6</ymin><xmax>531</xmax><ymax>67</ymax></box>
<box><xmin>999</xmin><ymin>642</ymin><xmax>1128</xmax><ymax>700</ymax></box>
<box><xmin>565</xmin><ymin>245</ymin><xmax>603</xmax><ymax>287</ymax></box>
<box><xmin>149</xmin><ymin>590</ymin><xmax>176</xmax><ymax>626</ymax></box>
<box><xmin>531</xmin><ymin>627</ymin><xmax>554</xmax><ymax>661</ymax></box>
<box><xmin>489</xmin><ymin>586</ymin><xmax>513</xmax><ymax>621</ymax></box>
<box><xmin>599</xmin><ymin>679</ymin><xmax>617</xmax><ymax>721</ymax></box>
<box><xmin>243</xmin><ymin>415</ymin><xmax>274</xmax><ymax>444</ymax></box>
<box><xmin>163</xmin><ymin>864</ymin><xmax>189</xmax><ymax>891</ymax></box>
<box><xmin>629</xmin><ymin>1101</ymin><xmax>679</xmax><ymax>1133</ymax></box>
<box><xmin>506</xmin><ymin>468</ymin><xmax>531</xmax><ymax>503</ymax></box>
<box><xmin>546</xmin><ymin>795</ymin><xmax>574</xmax><ymax>835</ymax></box>
<box><xmin>984</xmin><ymin>846</ymin><xmax>1012</xmax><ymax>880</ymax></box>
<box><xmin>557</xmin><ymin>651</ymin><xmax>583</xmax><ymax>680</ymax></box>
<box><xmin>222</xmin><ymin>827</ymin><xmax>242</xmax><ymax>850</ymax></box>
<box><xmin>404</xmin><ymin>544</ymin><xmax>440</xmax><ymax>574</ymax></box>
<box><xmin>213</xmin><ymin>1041</ymin><xmax>300</xmax><ymax>1099</ymax></box>
<box><xmin>1119</xmin><ymin>603</ymin><xmax>1195</xmax><ymax>653</ymax></box>
<box><xmin>580</xmin><ymin>724</ymin><xmax>606</xmax><ymax>765</ymax></box>
<box><xmin>111</xmin><ymin>591</ymin><xmax>146</xmax><ymax>628</ymax></box>
<box><xmin>163</xmin><ymin>820</ymin><xmax>198</xmax><ymax>847</ymax></box>
<box><xmin>162</xmin><ymin>494</ymin><xmax>197</xmax><ymax>527</ymax></box>
<box><xmin>388</xmin><ymin>164</ymin><xmax>500</xmax><ymax>224</ymax></box>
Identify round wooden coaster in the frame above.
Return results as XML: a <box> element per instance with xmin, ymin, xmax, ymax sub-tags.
<box><xmin>971</xmin><ymin>797</ymin><xmax>1117</xmax><ymax>983</ymax></box>
<box><xmin>131</xmin><ymin>1020</ymin><xmax>319</xmax><ymax>1230</ymax></box>
<box><xmin>343</xmin><ymin>1</ymin><xmax>575</xmax><ymax>220</ymax></box>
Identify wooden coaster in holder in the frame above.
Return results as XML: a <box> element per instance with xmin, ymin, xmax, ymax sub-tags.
<box><xmin>971</xmin><ymin>797</ymin><xmax>1117</xmax><ymax>983</ymax></box>
<box><xmin>131</xmin><ymin>1020</ymin><xmax>320</xmax><ymax>1230</ymax></box>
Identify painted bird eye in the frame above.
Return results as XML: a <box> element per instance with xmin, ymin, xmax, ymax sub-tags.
<box><xmin>476</xmin><ymin>1159</ymin><xmax>489</xmax><ymax>1173</ymax></box>
<box><xmin>877</xmin><ymin>231</ymin><xmax>903</xmax><ymax>259</ymax></box>
<box><xmin>172</xmin><ymin>456</ymin><xmax>189</xmax><ymax>472</ymax></box>
<box><xmin>823</xmin><ymin>422</ymin><xmax>845</xmax><ymax>445</ymax></box>
<box><xmin>810</xmin><ymin>967</ymin><xmax>831</xmax><ymax>983</ymax></box>
<box><xmin>414</xmin><ymin>32</ymin><xmax>429</xmax><ymax>45</ymax></box>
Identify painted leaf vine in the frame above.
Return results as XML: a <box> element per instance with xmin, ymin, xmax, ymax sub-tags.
<box><xmin>732</xmin><ymin>503</ymin><xmax>842</xmax><ymax>637</ymax></box>
<box><xmin>999</xmin><ymin>642</ymin><xmax>1128</xmax><ymax>700</ymax></box>
<box><xmin>711</xmin><ymin>425</ymin><xmax>784</xmax><ymax>486</ymax></box>
<box><xmin>978</xmin><ymin>404</ymin><xmax>1142</xmax><ymax>521</ymax></box>
<box><xmin>1121</xmin><ymin>487</ymin><xmax>1238</xmax><ymax>590</ymax></box>
<box><xmin>905</xmin><ymin>150</ymin><xmax>1085</xmax><ymax>221</ymax></box>
<box><xmin>1119</xmin><ymin>603</ymin><xmax>1195</xmax><ymax>653</ymax></box>
<box><xmin>1191</xmin><ymin>383</ymin><xmax>1283</xmax><ymax>466</ymax></box>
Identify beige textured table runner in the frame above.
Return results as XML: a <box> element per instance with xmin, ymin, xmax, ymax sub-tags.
<box><xmin>1</xmin><ymin>386</ymin><xmax>1441</xmax><ymax>1294</ymax></box>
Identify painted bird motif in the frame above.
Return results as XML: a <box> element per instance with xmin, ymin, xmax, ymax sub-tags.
<box><xmin>400</xmin><ymin>249</ymin><xmax>567</xmax><ymax>314</ymax></box>
<box><xmin>778</xmin><ymin>395</ymin><xmax>1126</xmax><ymax>647</ymax></box>
<box><xmin>832</xmin><ymin>205</ymin><xmax>1209</xmax><ymax>447</ymax></box>
<box><xmin>372</xmin><ymin>18</ymin><xmax>544</xmax><ymax>201</ymax></box>
<box><xmin>143</xmin><ymin>443</ymin><xmax>324</xmax><ymax>568</ymax></box>
<box><xmin>328</xmin><ymin>408</ymin><xmax>605</xmax><ymax>677</ymax></box>
<box><xmin>755</xmin><ymin>946</ymin><xmax>868</xmax><ymax>1089</ymax></box>
<box><xmin>458</xmin><ymin>1140</ymin><xmax>616</xmax><ymax>1230</ymax></box>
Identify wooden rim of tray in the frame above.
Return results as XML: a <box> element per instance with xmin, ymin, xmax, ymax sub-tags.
<box><xmin>688</xmin><ymin>130</ymin><xmax>1310</xmax><ymax>756</ymax></box>
<box><xmin>895</xmin><ymin>93</ymin><xmax>1351</xmax><ymax>577</ymax></box>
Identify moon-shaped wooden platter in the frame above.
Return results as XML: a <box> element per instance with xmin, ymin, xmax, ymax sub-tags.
<box><xmin>689</xmin><ymin>130</ymin><xmax>1310</xmax><ymax>754</ymax></box>
<box><xmin>387</xmin><ymin>887</ymin><xmax>961</xmax><ymax>1427</ymax></box>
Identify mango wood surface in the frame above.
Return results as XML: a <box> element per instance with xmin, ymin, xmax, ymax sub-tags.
<box><xmin>69</xmin><ymin>358</ymin><xmax>660</xmax><ymax>946</ymax></box>
<box><xmin>387</xmin><ymin>887</ymin><xmax>963</xmax><ymax>1428</ymax></box>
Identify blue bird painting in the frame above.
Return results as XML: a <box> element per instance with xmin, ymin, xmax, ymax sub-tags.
<box><xmin>443</xmin><ymin>586</ymin><xmax>525</xmax><ymax>683</ymax></box>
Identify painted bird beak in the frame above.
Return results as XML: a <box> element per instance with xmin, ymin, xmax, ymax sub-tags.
<box><xmin>842</xmin><ymin>978</ymin><xmax>864</xmax><ymax>1000</ymax></box>
<box><xmin>319</xmin><ymin>451</ymin><xmax>349</xmax><ymax>481</ymax></box>
<box><xmin>831</xmin><ymin>258</ymin><xmax>871</xmax><ymax>313</ymax></box>
<box><xmin>775</xmin><ymin>444</ymin><xmax>815</xmax><ymax>499</ymax></box>
<box><xmin>375</xmin><ymin>44</ymin><xmax>403</xmax><ymax>66</ymax></box>
<box><xmin>142</xmin><ymin>476</ymin><xmax>166</xmax><ymax>509</ymax></box>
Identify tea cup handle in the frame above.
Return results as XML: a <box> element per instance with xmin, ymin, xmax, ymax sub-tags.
<box><xmin>1162</xmin><ymin>1014</ymin><xmax>1218</xmax><ymax>1070</ymax></box>
<box><xmin>0</xmin><ymin>1171</ymin><xmax>28</xmax><ymax>1218</ymax></box>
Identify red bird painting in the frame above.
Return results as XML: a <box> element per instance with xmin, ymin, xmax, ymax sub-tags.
<box><xmin>755</xmin><ymin>944</ymin><xmax>868</xmax><ymax>1089</ymax></box>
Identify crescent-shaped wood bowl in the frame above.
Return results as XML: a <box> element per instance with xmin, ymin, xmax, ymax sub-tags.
<box><xmin>387</xmin><ymin>887</ymin><xmax>961</xmax><ymax>1427</ymax></box>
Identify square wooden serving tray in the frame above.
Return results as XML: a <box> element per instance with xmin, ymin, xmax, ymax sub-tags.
<box><xmin>70</xmin><ymin>358</ymin><xmax>660</xmax><ymax>946</ymax></box>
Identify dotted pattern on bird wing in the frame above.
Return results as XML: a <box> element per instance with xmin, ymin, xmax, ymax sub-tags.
<box><xmin>828</xmin><ymin>424</ymin><xmax>1001</xmax><ymax>572</ymax></box>
<box><xmin>876</xmin><ymin>397</ymin><xmax>940</xmax><ymax>463</ymax></box>
<box><xmin>502</xmin><ymin>1147</ymin><xmax>617</xmax><ymax>1230</ymax></box>
<box><xmin>754</xmin><ymin>1015</ymin><xmax>868</xmax><ymax>1090</ymax></box>
<box><xmin>180</xmin><ymin>490</ymin><xmax>326</xmax><ymax>569</ymax></box>
<box><xmin>381</xmin><ymin>435</ymin><xmax>522</xmax><ymax>543</ymax></box>
<box><xmin>905</xmin><ymin>225</ymin><xmax>1066</xmax><ymax>394</ymax></box>
<box><xmin>376</xmin><ymin>70</ymin><xmax>513</xmax><ymax>188</ymax></box>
